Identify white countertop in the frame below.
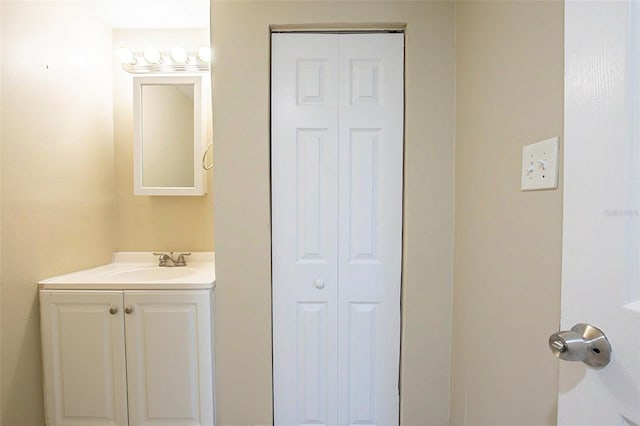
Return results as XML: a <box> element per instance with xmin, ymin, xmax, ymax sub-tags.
<box><xmin>39</xmin><ymin>252</ymin><xmax>215</xmax><ymax>290</ymax></box>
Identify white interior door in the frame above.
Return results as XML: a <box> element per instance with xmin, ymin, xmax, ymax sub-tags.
<box><xmin>559</xmin><ymin>1</ymin><xmax>640</xmax><ymax>424</ymax></box>
<box><xmin>272</xmin><ymin>32</ymin><xmax>403</xmax><ymax>426</ymax></box>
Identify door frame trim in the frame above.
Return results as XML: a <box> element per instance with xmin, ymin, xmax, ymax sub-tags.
<box><xmin>270</xmin><ymin>23</ymin><xmax>406</xmax><ymax>33</ymax></box>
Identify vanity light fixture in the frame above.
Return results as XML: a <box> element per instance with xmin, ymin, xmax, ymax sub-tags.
<box><xmin>197</xmin><ymin>46</ymin><xmax>212</xmax><ymax>64</ymax></box>
<box><xmin>143</xmin><ymin>47</ymin><xmax>162</xmax><ymax>64</ymax></box>
<box><xmin>116</xmin><ymin>47</ymin><xmax>136</xmax><ymax>65</ymax></box>
<box><xmin>116</xmin><ymin>46</ymin><xmax>211</xmax><ymax>74</ymax></box>
<box><xmin>171</xmin><ymin>47</ymin><xmax>188</xmax><ymax>64</ymax></box>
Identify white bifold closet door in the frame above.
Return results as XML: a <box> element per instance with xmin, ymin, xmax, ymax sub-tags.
<box><xmin>272</xmin><ymin>32</ymin><xmax>403</xmax><ymax>426</ymax></box>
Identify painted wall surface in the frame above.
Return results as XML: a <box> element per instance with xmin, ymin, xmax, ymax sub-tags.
<box><xmin>211</xmin><ymin>2</ymin><xmax>455</xmax><ymax>425</ymax></box>
<box><xmin>0</xmin><ymin>2</ymin><xmax>115</xmax><ymax>424</ymax></box>
<box><xmin>451</xmin><ymin>1</ymin><xmax>563</xmax><ymax>425</ymax></box>
<box><xmin>113</xmin><ymin>29</ymin><xmax>214</xmax><ymax>252</ymax></box>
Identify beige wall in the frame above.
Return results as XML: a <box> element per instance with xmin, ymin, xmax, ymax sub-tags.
<box><xmin>0</xmin><ymin>2</ymin><xmax>115</xmax><ymax>424</ymax></box>
<box><xmin>113</xmin><ymin>28</ymin><xmax>214</xmax><ymax>252</ymax></box>
<box><xmin>211</xmin><ymin>2</ymin><xmax>455</xmax><ymax>425</ymax></box>
<box><xmin>451</xmin><ymin>1</ymin><xmax>563</xmax><ymax>425</ymax></box>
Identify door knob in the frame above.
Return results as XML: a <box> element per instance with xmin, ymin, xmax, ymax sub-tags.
<box><xmin>548</xmin><ymin>323</ymin><xmax>611</xmax><ymax>369</ymax></box>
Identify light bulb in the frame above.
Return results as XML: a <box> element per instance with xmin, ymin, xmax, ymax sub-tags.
<box><xmin>198</xmin><ymin>46</ymin><xmax>212</xmax><ymax>63</ymax></box>
<box><xmin>143</xmin><ymin>47</ymin><xmax>161</xmax><ymax>64</ymax></box>
<box><xmin>171</xmin><ymin>47</ymin><xmax>188</xmax><ymax>64</ymax></box>
<box><xmin>116</xmin><ymin>47</ymin><xmax>135</xmax><ymax>65</ymax></box>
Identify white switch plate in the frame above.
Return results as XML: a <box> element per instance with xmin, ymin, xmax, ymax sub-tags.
<box><xmin>521</xmin><ymin>137</ymin><xmax>559</xmax><ymax>191</ymax></box>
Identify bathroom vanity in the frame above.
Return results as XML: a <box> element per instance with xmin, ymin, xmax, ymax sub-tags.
<box><xmin>38</xmin><ymin>252</ymin><xmax>215</xmax><ymax>426</ymax></box>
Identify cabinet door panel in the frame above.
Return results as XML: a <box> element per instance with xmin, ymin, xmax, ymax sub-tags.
<box><xmin>124</xmin><ymin>290</ymin><xmax>213</xmax><ymax>426</ymax></box>
<box><xmin>39</xmin><ymin>290</ymin><xmax>127</xmax><ymax>426</ymax></box>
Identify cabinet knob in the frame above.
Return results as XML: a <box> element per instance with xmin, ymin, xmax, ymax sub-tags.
<box><xmin>109</xmin><ymin>306</ymin><xmax>118</xmax><ymax>315</ymax></box>
<box><xmin>125</xmin><ymin>306</ymin><xmax>133</xmax><ymax>315</ymax></box>
<box><xmin>314</xmin><ymin>279</ymin><xmax>325</xmax><ymax>290</ymax></box>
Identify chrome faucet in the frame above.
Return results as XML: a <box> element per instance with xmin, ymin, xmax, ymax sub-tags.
<box><xmin>153</xmin><ymin>252</ymin><xmax>191</xmax><ymax>267</ymax></box>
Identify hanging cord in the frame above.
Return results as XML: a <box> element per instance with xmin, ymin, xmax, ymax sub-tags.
<box><xmin>202</xmin><ymin>141</ymin><xmax>214</xmax><ymax>170</ymax></box>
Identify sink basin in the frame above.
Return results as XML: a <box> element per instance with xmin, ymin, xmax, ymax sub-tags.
<box><xmin>38</xmin><ymin>252</ymin><xmax>215</xmax><ymax>290</ymax></box>
<box><xmin>106</xmin><ymin>266</ymin><xmax>197</xmax><ymax>281</ymax></box>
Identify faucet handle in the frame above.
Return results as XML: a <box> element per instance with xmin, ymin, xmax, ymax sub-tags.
<box><xmin>175</xmin><ymin>252</ymin><xmax>191</xmax><ymax>266</ymax></box>
<box><xmin>152</xmin><ymin>252</ymin><xmax>171</xmax><ymax>266</ymax></box>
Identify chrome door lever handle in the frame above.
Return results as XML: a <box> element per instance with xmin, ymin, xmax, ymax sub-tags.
<box><xmin>548</xmin><ymin>323</ymin><xmax>611</xmax><ymax>369</ymax></box>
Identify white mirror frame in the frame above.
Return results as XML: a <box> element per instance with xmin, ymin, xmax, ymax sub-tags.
<box><xmin>133</xmin><ymin>75</ymin><xmax>207</xmax><ymax>196</ymax></box>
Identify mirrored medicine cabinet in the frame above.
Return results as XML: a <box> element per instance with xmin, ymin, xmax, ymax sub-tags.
<box><xmin>133</xmin><ymin>75</ymin><xmax>207</xmax><ymax>196</ymax></box>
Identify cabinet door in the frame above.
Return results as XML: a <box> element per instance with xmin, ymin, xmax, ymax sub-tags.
<box><xmin>124</xmin><ymin>290</ymin><xmax>214</xmax><ymax>426</ymax></box>
<box><xmin>39</xmin><ymin>290</ymin><xmax>128</xmax><ymax>426</ymax></box>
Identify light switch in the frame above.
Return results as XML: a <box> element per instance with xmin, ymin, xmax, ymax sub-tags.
<box><xmin>521</xmin><ymin>137</ymin><xmax>559</xmax><ymax>191</ymax></box>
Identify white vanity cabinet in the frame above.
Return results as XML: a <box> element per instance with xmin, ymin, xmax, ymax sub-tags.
<box><xmin>39</xmin><ymin>289</ymin><xmax>214</xmax><ymax>426</ymax></box>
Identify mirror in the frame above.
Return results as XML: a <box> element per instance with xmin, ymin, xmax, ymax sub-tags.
<box><xmin>133</xmin><ymin>75</ymin><xmax>206</xmax><ymax>195</ymax></box>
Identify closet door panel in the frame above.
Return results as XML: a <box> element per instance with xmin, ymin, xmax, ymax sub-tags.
<box><xmin>337</xmin><ymin>33</ymin><xmax>404</xmax><ymax>426</ymax></box>
<box><xmin>272</xmin><ymin>33</ymin><xmax>340</xmax><ymax>426</ymax></box>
